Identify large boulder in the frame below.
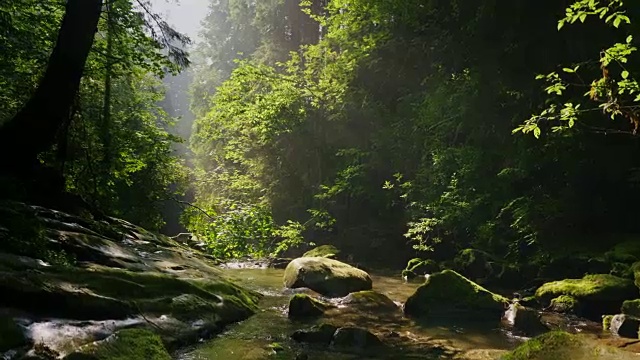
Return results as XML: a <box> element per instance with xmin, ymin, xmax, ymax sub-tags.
<box><xmin>403</xmin><ymin>270</ymin><xmax>508</xmax><ymax>320</ymax></box>
<box><xmin>535</xmin><ymin>274</ymin><xmax>637</xmax><ymax>319</ymax></box>
<box><xmin>283</xmin><ymin>257</ymin><xmax>372</xmax><ymax>297</ymax></box>
<box><xmin>503</xmin><ymin>331</ymin><xmax>637</xmax><ymax>360</ymax></box>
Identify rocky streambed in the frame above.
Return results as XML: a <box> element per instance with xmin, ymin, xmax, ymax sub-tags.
<box><xmin>3</xmin><ymin>202</ymin><xmax>640</xmax><ymax>359</ymax></box>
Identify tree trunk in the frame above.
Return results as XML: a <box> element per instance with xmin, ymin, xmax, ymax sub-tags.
<box><xmin>0</xmin><ymin>0</ymin><xmax>103</xmax><ymax>172</ymax></box>
<box><xmin>102</xmin><ymin>0</ymin><xmax>114</xmax><ymax>167</ymax></box>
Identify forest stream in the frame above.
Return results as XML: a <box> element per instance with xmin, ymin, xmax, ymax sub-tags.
<box><xmin>178</xmin><ymin>263</ymin><xmax>586</xmax><ymax>360</ymax></box>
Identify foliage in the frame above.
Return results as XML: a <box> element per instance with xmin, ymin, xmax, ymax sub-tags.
<box><xmin>516</xmin><ymin>0</ymin><xmax>640</xmax><ymax>136</ymax></box>
<box><xmin>0</xmin><ymin>0</ymin><xmax>190</xmax><ymax>230</ymax></box>
<box><xmin>185</xmin><ymin>0</ymin><xmax>640</xmax><ymax>272</ymax></box>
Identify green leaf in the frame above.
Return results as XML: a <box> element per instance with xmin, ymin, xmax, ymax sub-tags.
<box><xmin>627</xmin><ymin>35</ymin><xmax>633</xmax><ymax>44</ymax></box>
<box><xmin>579</xmin><ymin>13</ymin><xmax>587</xmax><ymax>23</ymax></box>
<box><xmin>622</xmin><ymin>70</ymin><xmax>630</xmax><ymax>79</ymax></box>
<box><xmin>562</xmin><ymin>68</ymin><xmax>575</xmax><ymax>73</ymax></box>
<box><xmin>613</xmin><ymin>17</ymin><xmax>621</xmax><ymax>28</ymax></box>
<box><xmin>557</xmin><ymin>20</ymin><xmax>565</xmax><ymax>31</ymax></box>
<box><xmin>533</xmin><ymin>127</ymin><xmax>541</xmax><ymax>139</ymax></box>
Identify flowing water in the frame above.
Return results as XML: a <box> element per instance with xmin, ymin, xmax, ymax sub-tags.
<box><xmin>178</xmin><ymin>266</ymin><xmax>525</xmax><ymax>360</ymax></box>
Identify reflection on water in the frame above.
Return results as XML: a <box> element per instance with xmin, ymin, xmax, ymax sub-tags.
<box><xmin>178</xmin><ymin>267</ymin><xmax>522</xmax><ymax>360</ymax></box>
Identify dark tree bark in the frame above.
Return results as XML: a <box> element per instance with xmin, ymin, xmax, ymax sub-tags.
<box><xmin>0</xmin><ymin>0</ymin><xmax>103</xmax><ymax>172</ymax></box>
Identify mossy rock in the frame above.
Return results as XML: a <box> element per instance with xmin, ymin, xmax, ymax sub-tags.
<box><xmin>69</xmin><ymin>328</ymin><xmax>171</xmax><ymax>360</ymax></box>
<box><xmin>622</xmin><ymin>299</ymin><xmax>640</xmax><ymax>317</ymax></box>
<box><xmin>631</xmin><ymin>261</ymin><xmax>640</xmax><ymax>288</ymax></box>
<box><xmin>0</xmin><ymin>316</ymin><xmax>28</xmax><ymax>352</ymax></box>
<box><xmin>342</xmin><ymin>291</ymin><xmax>398</xmax><ymax>312</ymax></box>
<box><xmin>403</xmin><ymin>269</ymin><xmax>509</xmax><ymax>320</ymax></box>
<box><xmin>0</xmin><ymin>264</ymin><xmax>260</xmax><ymax>328</ymax></box>
<box><xmin>302</xmin><ymin>245</ymin><xmax>340</xmax><ymax>259</ymax></box>
<box><xmin>549</xmin><ymin>295</ymin><xmax>580</xmax><ymax>314</ymax></box>
<box><xmin>605</xmin><ymin>240</ymin><xmax>640</xmax><ymax>264</ymax></box>
<box><xmin>403</xmin><ymin>258</ymin><xmax>437</xmax><ymax>279</ymax></box>
<box><xmin>503</xmin><ymin>331</ymin><xmax>634</xmax><ymax>360</ymax></box>
<box><xmin>283</xmin><ymin>257</ymin><xmax>372</xmax><ymax>297</ymax></box>
<box><xmin>535</xmin><ymin>274</ymin><xmax>637</xmax><ymax>318</ymax></box>
<box><xmin>288</xmin><ymin>294</ymin><xmax>332</xmax><ymax>319</ymax></box>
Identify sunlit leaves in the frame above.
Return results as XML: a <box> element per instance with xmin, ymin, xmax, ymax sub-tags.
<box><xmin>516</xmin><ymin>0</ymin><xmax>640</xmax><ymax>137</ymax></box>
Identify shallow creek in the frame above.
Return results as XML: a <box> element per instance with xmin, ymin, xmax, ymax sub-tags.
<box><xmin>177</xmin><ymin>266</ymin><xmax>525</xmax><ymax>360</ymax></box>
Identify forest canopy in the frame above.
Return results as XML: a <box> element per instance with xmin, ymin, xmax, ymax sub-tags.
<box><xmin>2</xmin><ymin>0</ymin><xmax>640</xmax><ymax>275</ymax></box>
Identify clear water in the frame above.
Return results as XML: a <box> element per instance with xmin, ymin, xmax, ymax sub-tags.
<box><xmin>178</xmin><ymin>267</ymin><xmax>523</xmax><ymax>360</ymax></box>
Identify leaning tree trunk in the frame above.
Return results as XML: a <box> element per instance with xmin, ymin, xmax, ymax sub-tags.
<box><xmin>0</xmin><ymin>0</ymin><xmax>103</xmax><ymax>172</ymax></box>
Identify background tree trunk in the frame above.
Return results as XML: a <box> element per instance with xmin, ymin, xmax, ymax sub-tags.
<box><xmin>0</xmin><ymin>0</ymin><xmax>103</xmax><ymax>173</ymax></box>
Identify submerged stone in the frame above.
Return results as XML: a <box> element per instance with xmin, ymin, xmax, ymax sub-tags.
<box><xmin>291</xmin><ymin>324</ymin><xmax>338</xmax><ymax>345</ymax></box>
<box><xmin>403</xmin><ymin>269</ymin><xmax>508</xmax><ymax>320</ymax></box>
<box><xmin>341</xmin><ymin>290</ymin><xmax>398</xmax><ymax>312</ymax></box>
<box><xmin>331</xmin><ymin>327</ymin><xmax>382</xmax><ymax>349</ymax></box>
<box><xmin>283</xmin><ymin>257</ymin><xmax>372</xmax><ymax>297</ymax></box>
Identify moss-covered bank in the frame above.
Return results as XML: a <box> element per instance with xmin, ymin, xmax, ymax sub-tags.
<box><xmin>503</xmin><ymin>331</ymin><xmax>637</xmax><ymax>360</ymax></box>
<box><xmin>0</xmin><ymin>202</ymin><xmax>261</xmax><ymax>357</ymax></box>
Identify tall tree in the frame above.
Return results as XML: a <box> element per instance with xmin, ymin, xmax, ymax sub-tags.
<box><xmin>0</xmin><ymin>0</ymin><xmax>103</xmax><ymax>172</ymax></box>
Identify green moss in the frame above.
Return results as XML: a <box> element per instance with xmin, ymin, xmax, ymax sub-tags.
<box><xmin>90</xmin><ymin>328</ymin><xmax>171</xmax><ymax>360</ymax></box>
<box><xmin>284</xmin><ymin>257</ymin><xmax>372</xmax><ymax>297</ymax></box>
<box><xmin>622</xmin><ymin>299</ymin><xmax>640</xmax><ymax>317</ymax></box>
<box><xmin>0</xmin><ymin>264</ymin><xmax>261</xmax><ymax>322</ymax></box>
<box><xmin>535</xmin><ymin>274</ymin><xmax>636</xmax><ymax>303</ymax></box>
<box><xmin>0</xmin><ymin>316</ymin><xmax>27</xmax><ymax>352</ymax></box>
<box><xmin>288</xmin><ymin>294</ymin><xmax>331</xmax><ymax>319</ymax></box>
<box><xmin>303</xmin><ymin>245</ymin><xmax>340</xmax><ymax>258</ymax></box>
<box><xmin>503</xmin><ymin>331</ymin><xmax>578</xmax><ymax>360</ymax></box>
<box><xmin>403</xmin><ymin>269</ymin><xmax>508</xmax><ymax>319</ymax></box>
<box><xmin>603</xmin><ymin>315</ymin><xmax>614</xmax><ymax>331</ymax></box>
<box><xmin>631</xmin><ymin>262</ymin><xmax>640</xmax><ymax>288</ymax></box>
<box><xmin>549</xmin><ymin>295</ymin><xmax>579</xmax><ymax>313</ymax></box>
<box><xmin>503</xmin><ymin>331</ymin><xmax>629</xmax><ymax>360</ymax></box>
